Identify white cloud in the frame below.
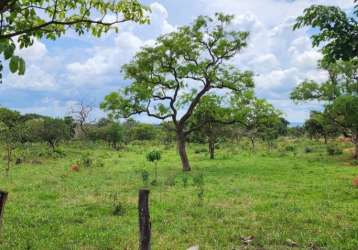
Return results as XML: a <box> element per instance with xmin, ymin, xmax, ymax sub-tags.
<box><xmin>5</xmin><ymin>64</ymin><xmax>58</xmax><ymax>91</ymax></box>
<box><xmin>3</xmin><ymin>0</ymin><xmax>356</xmax><ymax>122</ymax></box>
<box><xmin>150</xmin><ymin>2</ymin><xmax>176</xmax><ymax>34</ymax></box>
<box><xmin>65</xmin><ymin>2</ymin><xmax>174</xmax><ymax>87</ymax></box>
<box><xmin>17</xmin><ymin>40</ymin><xmax>47</xmax><ymax>62</ymax></box>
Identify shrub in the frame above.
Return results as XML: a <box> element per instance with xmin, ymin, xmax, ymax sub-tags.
<box><xmin>327</xmin><ymin>144</ymin><xmax>343</xmax><ymax>156</ymax></box>
<box><xmin>285</xmin><ymin>145</ymin><xmax>296</xmax><ymax>152</ymax></box>
<box><xmin>304</xmin><ymin>147</ymin><xmax>313</xmax><ymax>153</ymax></box>
<box><xmin>194</xmin><ymin>148</ymin><xmax>207</xmax><ymax>154</ymax></box>
<box><xmin>110</xmin><ymin>192</ymin><xmax>126</xmax><ymax>216</ymax></box>
<box><xmin>181</xmin><ymin>173</ymin><xmax>189</xmax><ymax>188</ymax></box>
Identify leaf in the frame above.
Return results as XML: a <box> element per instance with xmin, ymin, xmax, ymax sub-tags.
<box><xmin>4</xmin><ymin>43</ymin><xmax>15</xmax><ymax>60</ymax></box>
<box><xmin>9</xmin><ymin>56</ymin><xmax>19</xmax><ymax>73</ymax></box>
<box><xmin>18</xmin><ymin>57</ymin><xmax>26</xmax><ymax>75</ymax></box>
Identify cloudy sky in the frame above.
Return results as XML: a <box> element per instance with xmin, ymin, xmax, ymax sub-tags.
<box><xmin>0</xmin><ymin>0</ymin><xmax>355</xmax><ymax>124</ymax></box>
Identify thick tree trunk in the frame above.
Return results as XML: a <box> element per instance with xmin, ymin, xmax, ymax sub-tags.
<box><xmin>208</xmin><ymin>140</ymin><xmax>215</xmax><ymax>159</ymax></box>
<box><xmin>176</xmin><ymin>132</ymin><xmax>191</xmax><ymax>171</ymax></box>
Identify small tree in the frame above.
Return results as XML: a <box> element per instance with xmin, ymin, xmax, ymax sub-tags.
<box><xmin>70</xmin><ymin>101</ymin><xmax>94</xmax><ymax>137</ymax></box>
<box><xmin>231</xmin><ymin>97</ymin><xmax>282</xmax><ymax>152</ymax></box>
<box><xmin>190</xmin><ymin>95</ymin><xmax>232</xmax><ymax>159</ymax></box>
<box><xmin>0</xmin><ymin>121</ymin><xmax>25</xmax><ymax>175</ymax></box>
<box><xmin>40</xmin><ymin>118</ymin><xmax>71</xmax><ymax>152</ymax></box>
<box><xmin>101</xmin><ymin>13</ymin><xmax>254</xmax><ymax>171</ymax></box>
<box><xmin>103</xmin><ymin>122</ymin><xmax>124</xmax><ymax>150</ymax></box>
<box><xmin>0</xmin><ymin>107</ymin><xmax>23</xmax><ymax>175</ymax></box>
<box><xmin>304</xmin><ymin>111</ymin><xmax>337</xmax><ymax>143</ymax></box>
<box><xmin>328</xmin><ymin>96</ymin><xmax>358</xmax><ymax>159</ymax></box>
<box><xmin>88</xmin><ymin>121</ymin><xmax>124</xmax><ymax>149</ymax></box>
<box><xmin>146</xmin><ymin>150</ymin><xmax>161</xmax><ymax>185</ymax></box>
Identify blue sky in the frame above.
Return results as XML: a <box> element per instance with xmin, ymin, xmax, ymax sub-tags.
<box><xmin>0</xmin><ymin>0</ymin><xmax>355</xmax><ymax>123</ymax></box>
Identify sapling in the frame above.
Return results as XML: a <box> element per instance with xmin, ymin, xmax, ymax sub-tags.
<box><xmin>146</xmin><ymin>150</ymin><xmax>161</xmax><ymax>185</ymax></box>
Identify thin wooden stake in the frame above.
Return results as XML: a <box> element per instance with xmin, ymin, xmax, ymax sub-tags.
<box><xmin>138</xmin><ymin>189</ymin><xmax>151</xmax><ymax>250</ymax></box>
<box><xmin>0</xmin><ymin>190</ymin><xmax>8</xmax><ymax>230</ymax></box>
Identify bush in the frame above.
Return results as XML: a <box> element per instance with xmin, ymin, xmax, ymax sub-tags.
<box><xmin>304</xmin><ymin>147</ymin><xmax>313</xmax><ymax>153</ymax></box>
<box><xmin>194</xmin><ymin>148</ymin><xmax>207</xmax><ymax>154</ymax></box>
<box><xmin>94</xmin><ymin>159</ymin><xmax>105</xmax><ymax>168</ymax></box>
<box><xmin>327</xmin><ymin>144</ymin><xmax>343</xmax><ymax>156</ymax></box>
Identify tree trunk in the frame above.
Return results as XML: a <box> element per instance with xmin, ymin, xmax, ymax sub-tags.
<box><xmin>324</xmin><ymin>134</ymin><xmax>328</xmax><ymax>144</ymax></box>
<box><xmin>208</xmin><ymin>140</ymin><xmax>215</xmax><ymax>160</ymax></box>
<box><xmin>176</xmin><ymin>132</ymin><xmax>191</xmax><ymax>171</ymax></box>
<box><xmin>0</xmin><ymin>190</ymin><xmax>8</xmax><ymax>231</ymax></box>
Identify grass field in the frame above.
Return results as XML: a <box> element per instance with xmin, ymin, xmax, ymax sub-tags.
<box><xmin>0</xmin><ymin>140</ymin><xmax>358</xmax><ymax>250</ymax></box>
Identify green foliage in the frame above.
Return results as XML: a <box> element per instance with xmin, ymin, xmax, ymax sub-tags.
<box><xmin>1</xmin><ymin>140</ymin><xmax>358</xmax><ymax>249</ymax></box>
<box><xmin>326</xmin><ymin>144</ymin><xmax>343</xmax><ymax>156</ymax></box>
<box><xmin>146</xmin><ymin>150</ymin><xmax>161</xmax><ymax>162</ymax></box>
<box><xmin>294</xmin><ymin>3</ymin><xmax>357</xmax><ymax>63</ymax></box>
<box><xmin>0</xmin><ymin>0</ymin><xmax>149</xmax><ymax>82</ymax></box>
<box><xmin>304</xmin><ymin>111</ymin><xmax>338</xmax><ymax>142</ymax></box>
<box><xmin>101</xmin><ymin>12</ymin><xmax>257</xmax><ymax>170</ymax></box>
<box><xmin>141</xmin><ymin>170</ymin><xmax>150</xmax><ymax>186</ymax></box>
<box><xmin>40</xmin><ymin>118</ymin><xmax>71</xmax><ymax>151</ymax></box>
<box><xmin>304</xmin><ymin>147</ymin><xmax>313</xmax><ymax>154</ymax></box>
<box><xmin>110</xmin><ymin>192</ymin><xmax>126</xmax><ymax>216</ymax></box>
<box><xmin>88</xmin><ymin>122</ymin><xmax>124</xmax><ymax>149</ymax></box>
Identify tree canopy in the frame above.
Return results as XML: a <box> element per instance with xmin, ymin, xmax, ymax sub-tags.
<box><xmin>101</xmin><ymin>13</ymin><xmax>255</xmax><ymax>171</ymax></box>
<box><xmin>294</xmin><ymin>2</ymin><xmax>357</xmax><ymax>64</ymax></box>
<box><xmin>0</xmin><ymin>0</ymin><xmax>149</xmax><ymax>82</ymax></box>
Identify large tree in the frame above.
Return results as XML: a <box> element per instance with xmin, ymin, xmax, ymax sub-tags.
<box><xmin>101</xmin><ymin>13</ymin><xmax>254</xmax><ymax>171</ymax></box>
<box><xmin>292</xmin><ymin>0</ymin><xmax>358</xmax><ymax>153</ymax></box>
<box><xmin>304</xmin><ymin>111</ymin><xmax>337</xmax><ymax>143</ymax></box>
<box><xmin>0</xmin><ymin>0</ymin><xmax>148</xmax><ymax>82</ymax></box>
<box><xmin>236</xmin><ymin>98</ymin><xmax>283</xmax><ymax>152</ymax></box>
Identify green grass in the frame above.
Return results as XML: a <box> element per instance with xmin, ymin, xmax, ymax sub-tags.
<box><xmin>0</xmin><ymin>140</ymin><xmax>358</xmax><ymax>249</ymax></box>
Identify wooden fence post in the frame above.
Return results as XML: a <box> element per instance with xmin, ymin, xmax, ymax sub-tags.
<box><xmin>138</xmin><ymin>189</ymin><xmax>151</xmax><ymax>250</ymax></box>
<box><xmin>0</xmin><ymin>190</ymin><xmax>8</xmax><ymax>230</ymax></box>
